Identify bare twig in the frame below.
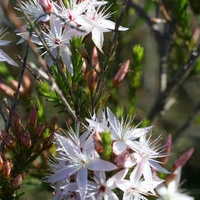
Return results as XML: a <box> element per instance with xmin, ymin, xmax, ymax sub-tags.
<box><xmin>0</xmin><ymin>1</ymin><xmax>30</xmax><ymax>153</ymax></box>
<box><xmin>127</xmin><ymin>0</ymin><xmax>172</xmax><ymax>96</ymax></box>
<box><xmin>147</xmin><ymin>44</ymin><xmax>200</xmax><ymax>122</ymax></box>
<box><xmin>173</xmin><ymin>102</ymin><xmax>200</xmax><ymax>143</ymax></box>
<box><xmin>92</xmin><ymin>0</ymin><xmax>128</xmax><ymax>112</ymax></box>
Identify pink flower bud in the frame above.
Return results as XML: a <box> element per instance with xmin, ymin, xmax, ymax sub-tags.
<box><xmin>1</xmin><ymin>130</ymin><xmax>14</xmax><ymax>149</ymax></box>
<box><xmin>11</xmin><ymin>109</ymin><xmax>22</xmax><ymax>133</ymax></box>
<box><xmin>28</xmin><ymin>103</ymin><xmax>38</xmax><ymax>128</ymax></box>
<box><xmin>93</xmin><ymin>131</ymin><xmax>103</xmax><ymax>153</ymax></box>
<box><xmin>0</xmin><ymin>154</ymin><xmax>3</xmax><ymax>171</ymax></box>
<box><xmin>21</xmin><ymin>131</ymin><xmax>32</xmax><ymax>148</ymax></box>
<box><xmin>172</xmin><ymin>148</ymin><xmax>194</xmax><ymax>171</ymax></box>
<box><xmin>43</xmin><ymin>132</ymin><xmax>54</xmax><ymax>150</ymax></box>
<box><xmin>2</xmin><ymin>160</ymin><xmax>12</xmax><ymax>179</ymax></box>
<box><xmin>91</xmin><ymin>47</ymin><xmax>100</xmax><ymax>71</ymax></box>
<box><xmin>0</xmin><ymin>83</ymin><xmax>15</xmax><ymax>98</ymax></box>
<box><xmin>22</xmin><ymin>72</ymin><xmax>32</xmax><ymax>93</ymax></box>
<box><xmin>13</xmin><ymin>126</ymin><xmax>25</xmax><ymax>144</ymax></box>
<box><xmin>49</xmin><ymin>116</ymin><xmax>58</xmax><ymax>132</ymax></box>
<box><xmin>88</xmin><ymin>69</ymin><xmax>98</xmax><ymax>90</ymax></box>
<box><xmin>11</xmin><ymin>80</ymin><xmax>25</xmax><ymax>96</ymax></box>
<box><xmin>39</xmin><ymin>0</ymin><xmax>53</xmax><ymax>12</ymax></box>
<box><xmin>115</xmin><ymin>150</ymin><xmax>128</xmax><ymax>167</ymax></box>
<box><xmin>112</xmin><ymin>60</ymin><xmax>130</xmax><ymax>87</ymax></box>
<box><xmin>159</xmin><ymin>134</ymin><xmax>172</xmax><ymax>164</ymax></box>
<box><xmin>11</xmin><ymin>174</ymin><xmax>23</xmax><ymax>189</ymax></box>
<box><xmin>35</xmin><ymin>121</ymin><xmax>47</xmax><ymax>139</ymax></box>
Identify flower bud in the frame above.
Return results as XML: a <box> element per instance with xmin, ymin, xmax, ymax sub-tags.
<box><xmin>11</xmin><ymin>80</ymin><xmax>26</xmax><ymax>98</ymax></box>
<box><xmin>91</xmin><ymin>47</ymin><xmax>100</xmax><ymax>70</ymax></box>
<box><xmin>88</xmin><ymin>69</ymin><xmax>98</xmax><ymax>90</ymax></box>
<box><xmin>21</xmin><ymin>131</ymin><xmax>32</xmax><ymax>148</ymax></box>
<box><xmin>43</xmin><ymin>132</ymin><xmax>54</xmax><ymax>150</ymax></box>
<box><xmin>0</xmin><ymin>154</ymin><xmax>3</xmax><ymax>171</ymax></box>
<box><xmin>27</xmin><ymin>103</ymin><xmax>38</xmax><ymax>128</ymax></box>
<box><xmin>13</xmin><ymin>125</ymin><xmax>24</xmax><ymax>144</ymax></box>
<box><xmin>39</xmin><ymin>0</ymin><xmax>53</xmax><ymax>12</ymax></box>
<box><xmin>35</xmin><ymin>121</ymin><xmax>47</xmax><ymax>139</ymax></box>
<box><xmin>115</xmin><ymin>150</ymin><xmax>128</xmax><ymax>168</ymax></box>
<box><xmin>0</xmin><ymin>83</ymin><xmax>15</xmax><ymax>98</ymax></box>
<box><xmin>112</xmin><ymin>60</ymin><xmax>130</xmax><ymax>87</ymax></box>
<box><xmin>172</xmin><ymin>148</ymin><xmax>194</xmax><ymax>171</ymax></box>
<box><xmin>88</xmin><ymin>47</ymin><xmax>101</xmax><ymax>90</ymax></box>
<box><xmin>93</xmin><ymin>131</ymin><xmax>103</xmax><ymax>153</ymax></box>
<box><xmin>192</xmin><ymin>26</ymin><xmax>200</xmax><ymax>44</ymax></box>
<box><xmin>159</xmin><ymin>134</ymin><xmax>172</xmax><ymax>165</ymax></box>
<box><xmin>11</xmin><ymin>174</ymin><xmax>23</xmax><ymax>190</ymax></box>
<box><xmin>10</xmin><ymin>109</ymin><xmax>22</xmax><ymax>133</ymax></box>
<box><xmin>1</xmin><ymin>130</ymin><xmax>14</xmax><ymax>149</ymax></box>
<box><xmin>81</xmin><ymin>61</ymin><xmax>88</xmax><ymax>78</ymax></box>
<box><xmin>22</xmin><ymin>72</ymin><xmax>32</xmax><ymax>94</ymax></box>
<box><xmin>49</xmin><ymin>116</ymin><xmax>58</xmax><ymax>132</ymax></box>
<box><xmin>2</xmin><ymin>160</ymin><xmax>12</xmax><ymax>179</ymax></box>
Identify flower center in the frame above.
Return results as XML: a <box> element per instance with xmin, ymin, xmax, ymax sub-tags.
<box><xmin>99</xmin><ymin>185</ymin><xmax>106</xmax><ymax>193</ymax></box>
<box><xmin>54</xmin><ymin>38</ymin><xmax>62</xmax><ymax>45</ymax></box>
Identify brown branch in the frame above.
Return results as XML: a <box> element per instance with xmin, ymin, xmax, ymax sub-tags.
<box><xmin>173</xmin><ymin>103</ymin><xmax>200</xmax><ymax>143</ymax></box>
<box><xmin>147</xmin><ymin>44</ymin><xmax>200</xmax><ymax>122</ymax></box>
<box><xmin>92</xmin><ymin>0</ymin><xmax>129</xmax><ymax>113</ymax></box>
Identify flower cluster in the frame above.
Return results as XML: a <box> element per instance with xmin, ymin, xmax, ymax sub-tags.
<box><xmin>16</xmin><ymin>0</ymin><xmax>127</xmax><ymax>76</ymax></box>
<box><xmin>47</xmin><ymin>108</ymin><xmax>170</xmax><ymax>200</ymax></box>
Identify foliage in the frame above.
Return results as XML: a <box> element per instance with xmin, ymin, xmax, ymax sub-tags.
<box><xmin>0</xmin><ymin>0</ymin><xmax>199</xmax><ymax>199</ymax></box>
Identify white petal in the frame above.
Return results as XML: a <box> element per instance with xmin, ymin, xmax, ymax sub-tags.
<box><xmin>60</xmin><ymin>46</ymin><xmax>74</xmax><ymax>76</ymax></box>
<box><xmin>104</xmin><ymin>191</ymin><xmax>119</xmax><ymax>200</ymax></box>
<box><xmin>116</xmin><ymin>179</ymin><xmax>131</xmax><ymax>191</ymax></box>
<box><xmin>118</xmin><ymin>25</ymin><xmax>129</xmax><ymax>31</ymax></box>
<box><xmin>0</xmin><ymin>49</ymin><xmax>18</xmax><ymax>67</ymax></box>
<box><xmin>77</xmin><ymin>168</ymin><xmax>88</xmax><ymax>200</ymax></box>
<box><xmin>129</xmin><ymin>126</ymin><xmax>153</xmax><ymax>140</ymax></box>
<box><xmin>113</xmin><ymin>141</ymin><xmax>127</xmax><ymax>155</ymax></box>
<box><xmin>99</xmin><ymin>20</ymin><xmax>116</xmax><ymax>30</ymax></box>
<box><xmin>91</xmin><ymin>29</ymin><xmax>104</xmax><ymax>53</ymax></box>
<box><xmin>130</xmin><ymin>161</ymin><xmax>144</xmax><ymax>184</ymax></box>
<box><xmin>47</xmin><ymin>165</ymin><xmax>79</xmax><ymax>183</ymax></box>
<box><xmin>0</xmin><ymin>39</ymin><xmax>10</xmax><ymax>46</ymax></box>
<box><xmin>107</xmin><ymin>168</ymin><xmax>128</xmax><ymax>189</ymax></box>
<box><xmin>88</xmin><ymin>158</ymin><xmax>117</xmax><ymax>171</ymax></box>
<box><xmin>149</xmin><ymin>160</ymin><xmax>170</xmax><ymax>174</ymax></box>
<box><xmin>156</xmin><ymin>184</ymin><xmax>168</xmax><ymax>196</ymax></box>
<box><xmin>55</xmin><ymin>133</ymin><xmax>80</xmax><ymax>156</ymax></box>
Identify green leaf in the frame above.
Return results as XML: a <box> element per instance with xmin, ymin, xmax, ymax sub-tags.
<box><xmin>99</xmin><ymin>131</ymin><xmax>112</xmax><ymax>161</ymax></box>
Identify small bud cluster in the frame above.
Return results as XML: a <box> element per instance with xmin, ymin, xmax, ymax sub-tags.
<box><xmin>0</xmin><ymin>103</ymin><xmax>56</xmax><ymax>197</ymax></box>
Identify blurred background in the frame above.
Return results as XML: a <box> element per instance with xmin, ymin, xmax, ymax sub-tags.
<box><xmin>0</xmin><ymin>0</ymin><xmax>200</xmax><ymax>199</ymax></box>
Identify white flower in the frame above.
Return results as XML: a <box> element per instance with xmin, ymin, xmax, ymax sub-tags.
<box><xmin>87</xmin><ymin>169</ymin><xmax>127</xmax><ymax>200</ymax></box>
<box><xmin>156</xmin><ymin>167</ymin><xmax>194</xmax><ymax>200</ymax></box>
<box><xmin>117</xmin><ymin>160</ymin><xmax>163</xmax><ymax>200</ymax></box>
<box><xmin>47</xmin><ymin>128</ymin><xmax>117</xmax><ymax>200</ymax></box>
<box><xmin>83</xmin><ymin>3</ymin><xmax>128</xmax><ymax>52</ymax></box>
<box><xmin>80</xmin><ymin>109</ymin><xmax>110</xmax><ymax>148</ymax></box>
<box><xmin>15</xmin><ymin>0</ymin><xmax>50</xmax><ymax>22</ymax></box>
<box><xmin>0</xmin><ymin>28</ymin><xmax>18</xmax><ymax>67</ymax></box>
<box><xmin>58</xmin><ymin>0</ymin><xmax>92</xmax><ymax>27</ymax></box>
<box><xmin>124</xmin><ymin>134</ymin><xmax>169</xmax><ymax>193</ymax></box>
<box><xmin>107</xmin><ymin>107</ymin><xmax>152</xmax><ymax>155</ymax></box>
<box><xmin>39</xmin><ymin>15</ymin><xmax>86</xmax><ymax>75</ymax></box>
